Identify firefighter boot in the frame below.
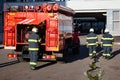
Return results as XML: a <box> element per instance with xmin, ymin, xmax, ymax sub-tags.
<box><xmin>102</xmin><ymin>53</ymin><xmax>111</xmax><ymax>59</ymax></box>
<box><xmin>106</xmin><ymin>54</ymin><xmax>111</xmax><ymax>60</ymax></box>
<box><xmin>89</xmin><ymin>53</ymin><xmax>92</xmax><ymax>57</ymax></box>
<box><xmin>102</xmin><ymin>53</ymin><xmax>107</xmax><ymax>58</ymax></box>
<box><xmin>92</xmin><ymin>51</ymin><xmax>96</xmax><ymax>57</ymax></box>
<box><xmin>89</xmin><ymin>51</ymin><xmax>96</xmax><ymax>58</ymax></box>
<box><xmin>30</xmin><ymin>65</ymin><xmax>36</xmax><ymax>70</ymax></box>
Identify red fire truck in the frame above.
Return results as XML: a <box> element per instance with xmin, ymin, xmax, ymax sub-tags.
<box><xmin>4</xmin><ymin>2</ymin><xmax>79</xmax><ymax>62</ymax></box>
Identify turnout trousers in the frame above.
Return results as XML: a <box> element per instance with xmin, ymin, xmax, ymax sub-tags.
<box><xmin>103</xmin><ymin>46</ymin><xmax>112</xmax><ymax>56</ymax></box>
<box><xmin>88</xmin><ymin>45</ymin><xmax>96</xmax><ymax>54</ymax></box>
<box><xmin>29</xmin><ymin>51</ymin><xmax>38</xmax><ymax>66</ymax></box>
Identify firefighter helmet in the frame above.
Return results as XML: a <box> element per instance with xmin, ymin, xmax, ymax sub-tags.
<box><xmin>89</xmin><ymin>28</ymin><xmax>94</xmax><ymax>32</ymax></box>
<box><xmin>104</xmin><ymin>28</ymin><xmax>109</xmax><ymax>33</ymax></box>
<box><xmin>32</xmin><ymin>27</ymin><xmax>38</xmax><ymax>33</ymax></box>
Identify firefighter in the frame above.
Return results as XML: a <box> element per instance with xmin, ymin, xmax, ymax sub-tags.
<box><xmin>28</xmin><ymin>27</ymin><xmax>41</xmax><ymax>70</ymax></box>
<box><xmin>101</xmin><ymin>28</ymin><xmax>114</xmax><ymax>59</ymax></box>
<box><xmin>86</xmin><ymin>28</ymin><xmax>98</xmax><ymax>58</ymax></box>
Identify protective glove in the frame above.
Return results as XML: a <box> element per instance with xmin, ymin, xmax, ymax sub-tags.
<box><xmin>86</xmin><ymin>42</ymin><xmax>88</xmax><ymax>48</ymax></box>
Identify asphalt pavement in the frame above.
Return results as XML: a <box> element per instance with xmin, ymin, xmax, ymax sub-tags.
<box><xmin>0</xmin><ymin>35</ymin><xmax>120</xmax><ymax>80</ymax></box>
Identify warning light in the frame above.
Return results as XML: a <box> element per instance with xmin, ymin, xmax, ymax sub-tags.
<box><xmin>53</xmin><ymin>4</ymin><xmax>58</xmax><ymax>11</ymax></box>
<box><xmin>43</xmin><ymin>55</ymin><xmax>56</xmax><ymax>59</ymax></box>
<box><xmin>51</xmin><ymin>55</ymin><xmax>56</xmax><ymax>59</ymax></box>
<box><xmin>30</xmin><ymin>6</ymin><xmax>34</xmax><ymax>9</ymax></box>
<box><xmin>25</xmin><ymin>6</ymin><xmax>29</xmax><ymax>9</ymax></box>
<box><xmin>7</xmin><ymin>54</ymin><xmax>18</xmax><ymax>58</ymax></box>
<box><xmin>47</xmin><ymin>5</ymin><xmax>52</xmax><ymax>11</ymax></box>
<box><xmin>8</xmin><ymin>54</ymin><xmax>13</xmax><ymax>58</ymax></box>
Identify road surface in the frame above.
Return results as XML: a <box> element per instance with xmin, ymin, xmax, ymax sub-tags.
<box><xmin>0</xmin><ymin>35</ymin><xmax>120</xmax><ymax>80</ymax></box>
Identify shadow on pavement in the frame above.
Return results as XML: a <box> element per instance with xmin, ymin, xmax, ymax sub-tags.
<box><xmin>110</xmin><ymin>49</ymin><xmax>120</xmax><ymax>59</ymax></box>
<box><xmin>66</xmin><ymin>45</ymin><xmax>89</xmax><ymax>63</ymax></box>
<box><xmin>79</xmin><ymin>45</ymin><xmax>89</xmax><ymax>59</ymax></box>
<box><xmin>36</xmin><ymin>61</ymin><xmax>57</xmax><ymax>70</ymax></box>
<box><xmin>0</xmin><ymin>60</ymin><xmax>20</xmax><ymax>68</ymax></box>
<box><xmin>66</xmin><ymin>44</ymin><xmax>105</xmax><ymax>63</ymax></box>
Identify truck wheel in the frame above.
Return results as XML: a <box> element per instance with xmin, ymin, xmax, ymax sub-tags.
<box><xmin>56</xmin><ymin>40</ymin><xmax>70</xmax><ymax>63</ymax></box>
<box><xmin>63</xmin><ymin>42</ymin><xmax>69</xmax><ymax>63</ymax></box>
<box><xmin>63</xmin><ymin>49</ymin><xmax>68</xmax><ymax>63</ymax></box>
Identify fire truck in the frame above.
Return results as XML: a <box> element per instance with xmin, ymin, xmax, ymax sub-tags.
<box><xmin>4</xmin><ymin>2</ymin><xmax>79</xmax><ymax>62</ymax></box>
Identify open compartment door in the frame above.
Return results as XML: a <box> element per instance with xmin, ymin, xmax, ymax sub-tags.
<box><xmin>46</xmin><ymin>18</ymin><xmax>59</xmax><ymax>51</ymax></box>
<box><xmin>4</xmin><ymin>27</ymin><xmax>16</xmax><ymax>49</ymax></box>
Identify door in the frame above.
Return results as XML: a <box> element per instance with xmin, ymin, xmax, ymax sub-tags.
<box><xmin>46</xmin><ymin>18</ymin><xmax>59</xmax><ymax>51</ymax></box>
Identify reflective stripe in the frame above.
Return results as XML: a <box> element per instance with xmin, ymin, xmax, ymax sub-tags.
<box><xmin>28</xmin><ymin>39</ymin><xmax>39</xmax><ymax>42</ymax></box>
<box><xmin>86</xmin><ymin>37</ymin><xmax>98</xmax><ymax>40</ymax></box>
<box><xmin>89</xmin><ymin>53</ymin><xmax>93</xmax><ymax>56</ymax></box>
<box><xmin>103</xmin><ymin>44</ymin><xmax>113</xmax><ymax>46</ymax></box>
<box><xmin>93</xmin><ymin>51</ymin><xmax>96</xmax><ymax>53</ymax></box>
<box><xmin>103</xmin><ymin>53</ymin><xmax>107</xmax><ymax>56</ymax></box>
<box><xmin>30</xmin><ymin>62</ymin><xmax>37</xmax><ymax>65</ymax></box>
<box><xmin>102</xmin><ymin>38</ymin><xmax>114</xmax><ymax>40</ymax></box>
<box><xmin>103</xmin><ymin>53</ymin><xmax>111</xmax><ymax>56</ymax></box>
<box><xmin>28</xmin><ymin>48</ymin><xmax>39</xmax><ymax>51</ymax></box>
<box><xmin>106</xmin><ymin>54</ymin><xmax>111</xmax><ymax>56</ymax></box>
<box><xmin>112</xmin><ymin>42</ymin><xmax>114</xmax><ymax>44</ymax></box>
<box><xmin>96</xmin><ymin>42</ymin><xmax>98</xmax><ymax>44</ymax></box>
<box><xmin>87</xmin><ymin>43</ymin><xmax>97</xmax><ymax>46</ymax></box>
<box><xmin>38</xmin><ymin>39</ymin><xmax>41</xmax><ymax>42</ymax></box>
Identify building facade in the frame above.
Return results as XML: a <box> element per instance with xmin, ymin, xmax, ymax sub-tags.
<box><xmin>0</xmin><ymin>0</ymin><xmax>3</xmax><ymax>44</ymax></box>
<box><xmin>1</xmin><ymin>0</ymin><xmax>120</xmax><ymax>37</ymax></box>
<box><xmin>66</xmin><ymin>0</ymin><xmax>120</xmax><ymax>36</ymax></box>
<box><xmin>0</xmin><ymin>0</ymin><xmax>3</xmax><ymax>33</ymax></box>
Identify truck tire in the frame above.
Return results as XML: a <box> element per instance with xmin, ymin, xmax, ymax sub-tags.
<box><xmin>55</xmin><ymin>42</ymin><xmax>69</xmax><ymax>63</ymax></box>
<box><xmin>62</xmin><ymin>41</ymin><xmax>70</xmax><ymax>63</ymax></box>
<box><xmin>63</xmin><ymin>48</ymin><xmax>68</xmax><ymax>63</ymax></box>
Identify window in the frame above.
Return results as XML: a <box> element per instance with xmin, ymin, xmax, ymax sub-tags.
<box><xmin>5</xmin><ymin>0</ymin><xmax>17</xmax><ymax>2</ymax></box>
<box><xmin>113</xmin><ymin>11</ymin><xmax>119</xmax><ymax>21</ymax></box>
<box><xmin>113</xmin><ymin>11</ymin><xmax>120</xmax><ymax>30</ymax></box>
